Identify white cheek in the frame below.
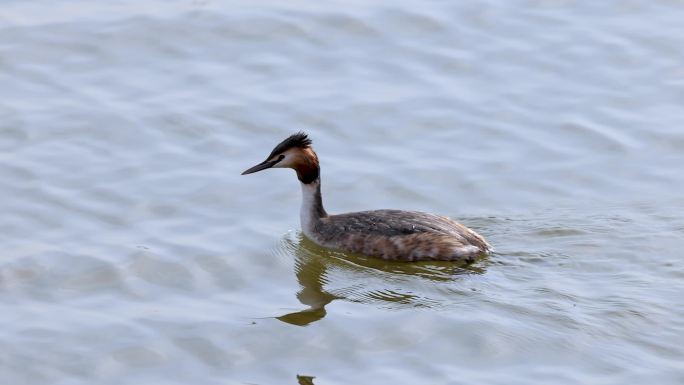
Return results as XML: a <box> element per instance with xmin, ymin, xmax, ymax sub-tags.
<box><xmin>272</xmin><ymin>152</ymin><xmax>296</xmax><ymax>168</ymax></box>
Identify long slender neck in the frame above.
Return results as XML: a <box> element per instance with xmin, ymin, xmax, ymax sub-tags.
<box><xmin>300</xmin><ymin>177</ymin><xmax>327</xmax><ymax>236</ymax></box>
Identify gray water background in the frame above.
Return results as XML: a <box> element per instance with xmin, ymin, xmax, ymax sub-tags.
<box><xmin>1</xmin><ymin>1</ymin><xmax>684</xmax><ymax>384</ymax></box>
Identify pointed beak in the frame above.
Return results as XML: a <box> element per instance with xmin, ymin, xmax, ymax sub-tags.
<box><xmin>241</xmin><ymin>159</ymin><xmax>277</xmax><ymax>175</ymax></box>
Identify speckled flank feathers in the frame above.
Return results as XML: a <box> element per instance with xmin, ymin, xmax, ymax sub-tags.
<box><xmin>307</xmin><ymin>207</ymin><xmax>490</xmax><ymax>262</ymax></box>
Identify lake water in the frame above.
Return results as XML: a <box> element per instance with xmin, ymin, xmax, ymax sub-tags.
<box><xmin>1</xmin><ymin>1</ymin><xmax>683</xmax><ymax>384</ymax></box>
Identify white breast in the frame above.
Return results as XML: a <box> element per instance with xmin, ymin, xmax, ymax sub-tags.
<box><xmin>300</xmin><ymin>181</ymin><xmax>320</xmax><ymax>241</ymax></box>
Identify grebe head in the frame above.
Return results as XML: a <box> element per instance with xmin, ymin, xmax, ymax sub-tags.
<box><xmin>241</xmin><ymin>132</ymin><xmax>320</xmax><ymax>184</ymax></box>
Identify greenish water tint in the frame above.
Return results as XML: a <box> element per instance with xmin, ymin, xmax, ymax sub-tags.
<box><xmin>1</xmin><ymin>1</ymin><xmax>684</xmax><ymax>384</ymax></box>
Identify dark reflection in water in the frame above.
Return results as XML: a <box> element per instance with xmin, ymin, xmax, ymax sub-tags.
<box><xmin>276</xmin><ymin>238</ymin><xmax>342</xmax><ymax>326</ymax></box>
<box><xmin>276</xmin><ymin>233</ymin><xmax>487</xmax><ymax>326</ymax></box>
<box><xmin>296</xmin><ymin>374</ymin><xmax>316</xmax><ymax>385</ymax></box>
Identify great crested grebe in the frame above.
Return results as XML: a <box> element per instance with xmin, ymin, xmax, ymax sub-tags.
<box><xmin>242</xmin><ymin>132</ymin><xmax>490</xmax><ymax>262</ymax></box>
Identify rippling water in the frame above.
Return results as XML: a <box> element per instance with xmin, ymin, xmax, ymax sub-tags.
<box><xmin>2</xmin><ymin>1</ymin><xmax>684</xmax><ymax>384</ymax></box>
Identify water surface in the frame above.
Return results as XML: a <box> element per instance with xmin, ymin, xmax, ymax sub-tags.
<box><xmin>1</xmin><ymin>1</ymin><xmax>684</xmax><ymax>384</ymax></box>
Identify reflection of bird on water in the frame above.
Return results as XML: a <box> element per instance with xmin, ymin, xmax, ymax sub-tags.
<box><xmin>297</xmin><ymin>375</ymin><xmax>316</xmax><ymax>385</ymax></box>
<box><xmin>276</xmin><ymin>238</ymin><xmax>342</xmax><ymax>326</ymax></box>
<box><xmin>276</xmin><ymin>234</ymin><xmax>487</xmax><ymax>326</ymax></box>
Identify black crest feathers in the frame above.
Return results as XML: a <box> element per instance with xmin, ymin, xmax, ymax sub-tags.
<box><xmin>268</xmin><ymin>131</ymin><xmax>312</xmax><ymax>158</ymax></box>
